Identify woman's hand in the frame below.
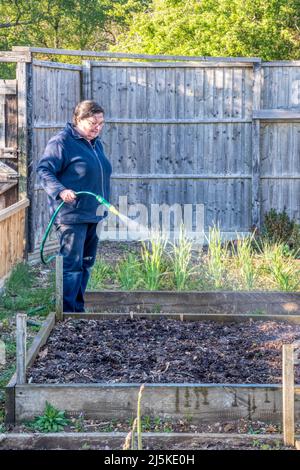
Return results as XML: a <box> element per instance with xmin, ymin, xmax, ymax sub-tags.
<box><xmin>59</xmin><ymin>189</ymin><xmax>77</xmax><ymax>203</ymax></box>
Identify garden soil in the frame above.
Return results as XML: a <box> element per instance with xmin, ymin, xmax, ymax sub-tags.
<box><xmin>28</xmin><ymin>318</ymin><xmax>300</xmax><ymax>384</ymax></box>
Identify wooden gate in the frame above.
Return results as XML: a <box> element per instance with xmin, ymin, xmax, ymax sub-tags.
<box><xmin>0</xmin><ymin>79</ymin><xmax>18</xmax><ymax>209</ymax></box>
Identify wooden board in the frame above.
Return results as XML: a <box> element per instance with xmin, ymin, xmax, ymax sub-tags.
<box><xmin>14</xmin><ymin>382</ymin><xmax>297</xmax><ymax>424</ymax></box>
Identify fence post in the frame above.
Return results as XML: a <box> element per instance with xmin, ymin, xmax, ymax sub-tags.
<box><xmin>56</xmin><ymin>255</ymin><xmax>63</xmax><ymax>321</ymax></box>
<box><xmin>82</xmin><ymin>60</ymin><xmax>92</xmax><ymax>100</ymax></box>
<box><xmin>251</xmin><ymin>62</ymin><xmax>262</xmax><ymax>230</ymax></box>
<box><xmin>282</xmin><ymin>343</ymin><xmax>295</xmax><ymax>447</ymax></box>
<box><xmin>16</xmin><ymin>313</ymin><xmax>27</xmax><ymax>385</ymax></box>
<box><xmin>16</xmin><ymin>51</ymin><xmax>33</xmax><ymax>255</ymax></box>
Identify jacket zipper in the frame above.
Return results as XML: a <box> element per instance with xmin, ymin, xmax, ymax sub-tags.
<box><xmin>88</xmin><ymin>140</ymin><xmax>105</xmax><ymax>199</ymax></box>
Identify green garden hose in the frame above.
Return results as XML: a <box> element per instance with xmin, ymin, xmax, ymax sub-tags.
<box><xmin>40</xmin><ymin>191</ymin><xmax>119</xmax><ymax>264</ymax></box>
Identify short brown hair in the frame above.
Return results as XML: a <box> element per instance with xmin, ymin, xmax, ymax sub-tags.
<box><xmin>72</xmin><ymin>100</ymin><xmax>104</xmax><ymax>125</ymax></box>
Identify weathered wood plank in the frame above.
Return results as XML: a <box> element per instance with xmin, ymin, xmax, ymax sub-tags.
<box><xmin>14</xmin><ymin>383</ymin><xmax>296</xmax><ymax>424</ymax></box>
<box><xmin>0</xmin><ymin>80</ymin><xmax>16</xmax><ymax>95</ymax></box>
<box><xmin>0</xmin><ymin>51</ymin><xmax>31</xmax><ymax>63</ymax></box>
<box><xmin>16</xmin><ymin>62</ymin><xmax>31</xmax><ymax>201</ymax></box>
<box><xmin>81</xmin><ymin>290</ymin><xmax>300</xmax><ymax>317</ymax></box>
<box><xmin>16</xmin><ymin>314</ymin><xmax>27</xmax><ymax>385</ymax></box>
<box><xmin>63</xmin><ymin>312</ymin><xmax>300</xmax><ymax>324</ymax></box>
<box><xmin>251</xmin><ymin>63</ymin><xmax>262</xmax><ymax>229</ymax></box>
<box><xmin>0</xmin><ymin>198</ymin><xmax>29</xmax><ymax>223</ymax></box>
<box><xmin>282</xmin><ymin>344</ymin><xmax>295</xmax><ymax>447</ymax></box>
<box><xmin>0</xmin><ymin>147</ymin><xmax>18</xmax><ymax>159</ymax></box>
<box><xmin>253</xmin><ymin>109</ymin><xmax>300</xmax><ymax>120</ymax></box>
<box><xmin>55</xmin><ymin>256</ymin><xmax>63</xmax><ymax>320</ymax></box>
<box><xmin>12</xmin><ymin>46</ymin><xmax>261</xmax><ymax>63</ymax></box>
<box><xmin>26</xmin><ymin>313</ymin><xmax>56</xmax><ymax>369</ymax></box>
<box><xmin>0</xmin><ymin>431</ymin><xmax>291</xmax><ymax>450</ymax></box>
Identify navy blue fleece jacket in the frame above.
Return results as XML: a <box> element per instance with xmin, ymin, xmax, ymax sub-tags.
<box><xmin>37</xmin><ymin>122</ymin><xmax>112</xmax><ymax>224</ymax></box>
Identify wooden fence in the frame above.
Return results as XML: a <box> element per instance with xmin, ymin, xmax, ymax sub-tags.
<box><xmin>1</xmin><ymin>47</ymin><xmax>300</xmax><ymax>254</ymax></box>
<box><xmin>0</xmin><ymin>198</ymin><xmax>29</xmax><ymax>285</ymax></box>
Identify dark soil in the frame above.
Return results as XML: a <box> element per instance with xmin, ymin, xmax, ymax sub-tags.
<box><xmin>27</xmin><ymin>318</ymin><xmax>300</xmax><ymax>384</ymax></box>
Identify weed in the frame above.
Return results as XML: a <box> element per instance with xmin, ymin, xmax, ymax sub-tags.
<box><xmin>81</xmin><ymin>442</ymin><xmax>91</xmax><ymax>450</ymax></box>
<box><xmin>252</xmin><ymin>439</ymin><xmax>281</xmax><ymax>450</ymax></box>
<box><xmin>73</xmin><ymin>412</ymin><xmax>85</xmax><ymax>432</ymax></box>
<box><xmin>30</xmin><ymin>401</ymin><xmax>70</xmax><ymax>432</ymax></box>
<box><xmin>151</xmin><ymin>304</ymin><xmax>162</xmax><ymax>314</ymax></box>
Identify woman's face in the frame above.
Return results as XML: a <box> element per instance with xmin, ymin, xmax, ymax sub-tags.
<box><xmin>76</xmin><ymin>112</ymin><xmax>105</xmax><ymax>141</ymax></box>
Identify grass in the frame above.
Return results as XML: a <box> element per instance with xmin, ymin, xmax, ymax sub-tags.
<box><xmin>0</xmin><ymin>262</ymin><xmax>54</xmax><ymax>319</ymax></box>
<box><xmin>0</xmin><ymin>261</ymin><xmax>54</xmax><ymax>427</ymax></box>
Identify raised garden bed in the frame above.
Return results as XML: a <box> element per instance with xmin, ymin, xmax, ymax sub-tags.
<box><xmin>6</xmin><ymin>311</ymin><xmax>300</xmax><ymax>427</ymax></box>
<box><xmin>5</xmin><ymin>257</ymin><xmax>300</xmax><ymax>439</ymax></box>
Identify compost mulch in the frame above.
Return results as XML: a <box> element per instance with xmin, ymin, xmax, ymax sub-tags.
<box><xmin>27</xmin><ymin>318</ymin><xmax>300</xmax><ymax>384</ymax></box>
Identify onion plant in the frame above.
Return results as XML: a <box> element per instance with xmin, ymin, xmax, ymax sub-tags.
<box><xmin>236</xmin><ymin>233</ymin><xmax>258</xmax><ymax>289</ymax></box>
<box><xmin>206</xmin><ymin>225</ymin><xmax>229</xmax><ymax>289</ymax></box>
<box><xmin>141</xmin><ymin>233</ymin><xmax>167</xmax><ymax>290</ymax></box>
<box><xmin>259</xmin><ymin>241</ymin><xmax>300</xmax><ymax>291</ymax></box>
<box><xmin>170</xmin><ymin>224</ymin><xmax>193</xmax><ymax>290</ymax></box>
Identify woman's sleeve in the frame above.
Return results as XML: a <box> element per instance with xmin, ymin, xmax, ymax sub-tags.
<box><xmin>37</xmin><ymin>139</ymin><xmax>67</xmax><ymax>200</ymax></box>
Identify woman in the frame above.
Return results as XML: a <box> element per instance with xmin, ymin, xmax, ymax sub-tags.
<box><xmin>37</xmin><ymin>100</ymin><xmax>112</xmax><ymax>312</ymax></box>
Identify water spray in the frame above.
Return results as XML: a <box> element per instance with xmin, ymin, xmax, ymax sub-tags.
<box><xmin>40</xmin><ymin>191</ymin><xmax>149</xmax><ymax>264</ymax></box>
<box><xmin>41</xmin><ymin>191</ymin><xmax>121</xmax><ymax>264</ymax></box>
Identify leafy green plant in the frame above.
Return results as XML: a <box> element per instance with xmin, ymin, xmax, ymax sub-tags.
<box><xmin>31</xmin><ymin>402</ymin><xmax>70</xmax><ymax>432</ymax></box>
<box><xmin>115</xmin><ymin>253</ymin><xmax>144</xmax><ymax>290</ymax></box>
<box><xmin>170</xmin><ymin>225</ymin><xmax>194</xmax><ymax>291</ymax></box>
<box><xmin>141</xmin><ymin>234</ymin><xmax>167</xmax><ymax>290</ymax></box>
<box><xmin>206</xmin><ymin>225</ymin><xmax>229</xmax><ymax>289</ymax></box>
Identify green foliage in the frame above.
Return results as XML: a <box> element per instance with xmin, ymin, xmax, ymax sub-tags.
<box><xmin>0</xmin><ymin>0</ymin><xmax>149</xmax><ymax>59</ymax></box>
<box><xmin>115</xmin><ymin>253</ymin><xmax>144</xmax><ymax>290</ymax></box>
<box><xmin>88</xmin><ymin>258</ymin><xmax>114</xmax><ymax>289</ymax></box>
<box><xmin>31</xmin><ymin>401</ymin><xmax>70</xmax><ymax>433</ymax></box>
<box><xmin>262</xmin><ymin>208</ymin><xmax>294</xmax><ymax>243</ymax></box>
<box><xmin>111</xmin><ymin>0</ymin><xmax>300</xmax><ymax>60</ymax></box>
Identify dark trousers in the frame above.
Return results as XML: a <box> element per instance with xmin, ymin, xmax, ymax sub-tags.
<box><xmin>55</xmin><ymin>223</ymin><xmax>99</xmax><ymax>312</ymax></box>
